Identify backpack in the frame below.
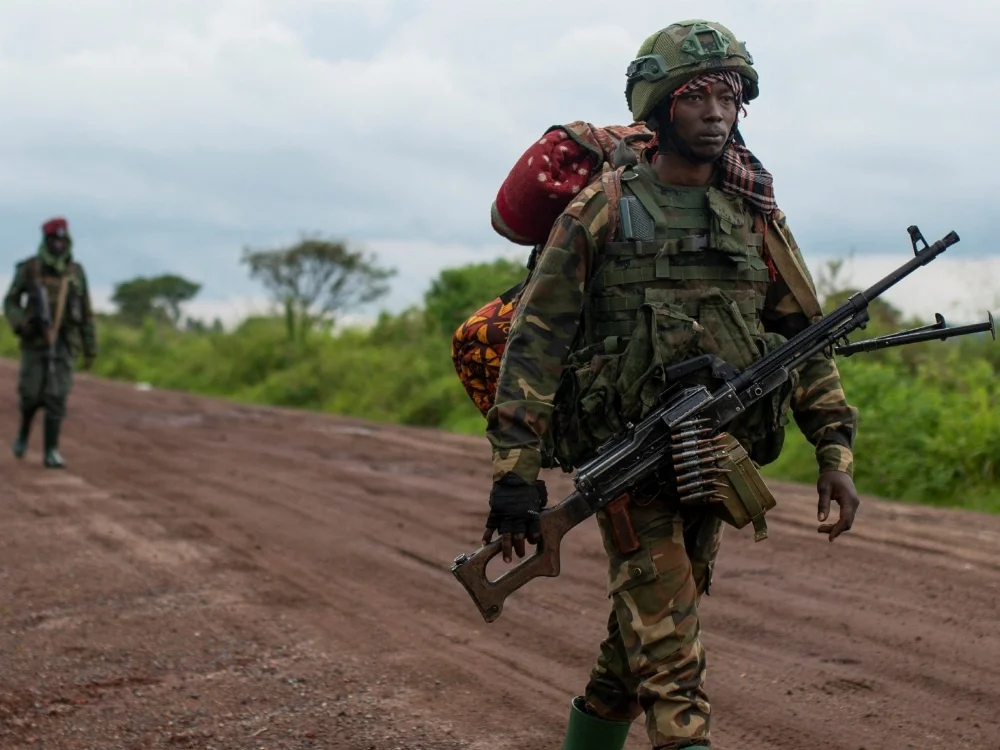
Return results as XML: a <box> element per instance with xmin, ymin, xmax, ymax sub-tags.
<box><xmin>451</xmin><ymin>121</ymin><xmax>653</xmax><ymax>416</ymax></box>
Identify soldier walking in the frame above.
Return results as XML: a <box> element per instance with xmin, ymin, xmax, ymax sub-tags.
<box><xmin>4</xmin><ymin>217</ymin><xmax>97</xmax><ymax>467</ymax></box>
<box><xmin>482</xmin><ymin>20</ymin><xmax>861</xmax><ymax>750</ymax></box>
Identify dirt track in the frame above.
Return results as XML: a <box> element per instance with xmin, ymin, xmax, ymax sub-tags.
<box><xmin>1</xmin><ymin>359</ymin><xmax>999</xmax><ymax>750</ymax></box>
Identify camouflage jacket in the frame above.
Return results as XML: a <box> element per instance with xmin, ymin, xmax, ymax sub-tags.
<box><xmin>486</xmin><ymin>176</ymin><xmax>858</xmax><ymax>484</ymax></box>
<box><xmin>3</xmin><ymin>254</ymin><xmax>98</xmax><ymax>358</ymax></box>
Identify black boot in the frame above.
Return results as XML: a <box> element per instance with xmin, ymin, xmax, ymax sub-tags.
<box><xmin>43</xmin><ymin>415</ymin><xmax>65</xmax><ymax>468</ymax></box>
<box><xmin>11</xmin><ymin>408</ymin><xmax>36</xmax><ymax>459</ymax></box>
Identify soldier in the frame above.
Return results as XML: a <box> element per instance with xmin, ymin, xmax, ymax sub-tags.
<box><xmin>482</xmin><ymin>20</ymin><xmax>861</xmax><ymax>750</ymax></box>
<box><xmin>4</xmin><ymin>217</ymin><xmax>97</xmax><ymax>468</ymax></box>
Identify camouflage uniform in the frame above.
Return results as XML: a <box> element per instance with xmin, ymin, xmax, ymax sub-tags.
<box><xmin>4</xmin><ymin>218</ymin><xmax>97</xmax><ymax>467</ymax></box>
<box><xmin>485</xmin><ymin>21</ymin><xmax>857</xmax><ymax>750</ymax></box>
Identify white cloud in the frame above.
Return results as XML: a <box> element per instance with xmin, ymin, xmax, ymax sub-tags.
<box><xmin>0</xmin><ymin>0</ymin><xmax>995</xmax><ymax>318</ymax></box>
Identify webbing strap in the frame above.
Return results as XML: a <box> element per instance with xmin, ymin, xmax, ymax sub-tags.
<box><xmin>593</xmin><ymin>291</ymin><xmax>761</xmax><ymax>317</ymax></box>
<box><xmin>593</xmin><ymin>294</ymin><xmax>644</xmax><ymax>313</ymax></box>
<box><xmin>592</xmin><ymin>320</ymin><xmax>636</xmax><ymax>338</ymax></box>
<box><xmin>599</xmin><ymin>258</ymin><xmax>770</xmax><ymax>288</ymax></box>
<box><xmin>603</xmin><ymin>235</ymin><xmax>712</xmax><ymax>258</ymax></box>
<box><xmin>763</xmin><ymin>217</ymin><xmax>823</xmax><ymax>319</ymax></box>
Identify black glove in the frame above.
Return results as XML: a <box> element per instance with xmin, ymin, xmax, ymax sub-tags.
<box><xmin>483</xmin><ymin>474</ymin><xmax>548</xmax><ymax>561</ymax></box>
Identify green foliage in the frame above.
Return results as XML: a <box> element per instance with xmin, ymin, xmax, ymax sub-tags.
<box><xmin>111</xmin><ymin>274</ymin><xmax>202</xmax><ymax>326</ymax></box>
<box><xmin>241</xmin><ymin>236</ymin><xmax>396</xmax><ymax>342</ymax></box>
<box><xmin>1</xmin><ymin>254</ymin><xmax>998</xmax><ymax>515</ymax></box>
<box><xmin>423</xmin><ymin>256</ymin><xmax>528</xmax><ymax>337</ymax></box>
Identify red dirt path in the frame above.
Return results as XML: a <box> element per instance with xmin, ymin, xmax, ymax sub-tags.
<box><xmin>2</xmin><ymin>360</ymin><xmax>999</xmax><ymax>749</ymax></box>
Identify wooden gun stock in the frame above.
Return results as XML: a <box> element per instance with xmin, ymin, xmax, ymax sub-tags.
<box><xmin>450</xmin><ymin>491</ymin><xmax>592</xmax><ymax>623</ymax></box>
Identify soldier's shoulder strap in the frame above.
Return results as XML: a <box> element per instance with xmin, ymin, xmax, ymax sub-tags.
<box><xmin>761</xmin><ymin>211</ymin><xmax>823</xmax><ymax>320</ymax></box>
<box><xmin>25</xmin><ymin>257</ymin><xmax>41</xmax><ymax>283</ymax></box>
<box><xmin>599</xmin><ymin>165</ymin><xmax>627</xmax><ymax>243</ymax></box>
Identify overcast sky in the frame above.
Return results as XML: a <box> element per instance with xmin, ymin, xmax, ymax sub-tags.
<box><xmin>0</xmin><ymin>0</ymin><xmax>997</xmax><ymax>326</ymax></box>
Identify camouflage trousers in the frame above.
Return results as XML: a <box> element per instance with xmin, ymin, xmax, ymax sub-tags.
<box><xmin>18</xmin><ymin>346</ymin><xmax>75</xmax><ymax>421</ymax></box>
<box><xmin>583</xmin><ymin>496</ymin><xmax>725</xmax><ymax>750</ymax></box>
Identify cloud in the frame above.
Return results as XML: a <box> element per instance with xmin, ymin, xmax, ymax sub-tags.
<box><xmin>0</xmin><ymin>0</ymin><xmax>994</xmax><ymax>318</ymax></box>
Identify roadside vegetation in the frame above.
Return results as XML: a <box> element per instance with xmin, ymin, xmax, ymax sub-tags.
<box><xmin>3</xmin><ymin>238</ymin><xmax>997</xmax><ymax>513</ymax></box>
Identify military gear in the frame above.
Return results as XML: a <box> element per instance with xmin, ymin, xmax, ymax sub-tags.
<box><xmin>486</xmin><ymin>159</ymin><xmax>857</xmax><ymax>485</ymax></box>
<box><xmin>491</xmin><ymin>121</ymin><xmax>653</xmax><ymax>248</ymax></box>
<box><xmin>711</xmin><ymin>432</ymin><xmax>778</xmax><ymax>541</ymax></box>
<box><xmin>5</xmin><ymin>247</ymin><xmax>97</xmax><ymax>360</ymax></box>
<box><xmin>42</xmin><ymin>217</ymin><xmax>69</xmax><ymax>237</ymax></box>
<box><xmin>43</xmin><ymin>415</ymin><xmax>65</xmax><ymax>468</ymax></box>
<box><xmin>549</xmin><ymin>160</ymin><xmax>797</xmax><ymax>470</ymax></box>
<box><xmin>11</xmin><ymin>408</ymin><xmax>35</xmax><ymax>459</ymax></box>
<box><xmin>626</xmin><ymin>19</ymin><xmax>758</xmax><ymax>125</ymax></box>
<box><xmin>485</xmin><ymin>475</ymin><xmax>548</xmax><ymax>539</ymax></box>
<box><xmin>560</xmin><ymin>695</ymin><xmax>631</xmax><ymax>750</ymax></box>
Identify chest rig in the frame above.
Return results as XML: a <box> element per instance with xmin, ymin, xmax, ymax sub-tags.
<box><xmin>550</xmin><ymin>163</ymin><xmax>794</xmax><ymax>476</ymax></box>
<box><xmin>584</xmin><ymin>162</ymin><xmax>771</xmax><ymax>353</ymax></box>
<box><xmin>24</xmin><ymin>257</ymin><xmax>86</xmax><ymax>350</ymax></box>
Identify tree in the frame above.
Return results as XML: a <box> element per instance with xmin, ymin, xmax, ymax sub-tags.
<box><xmin>423</xmin><ymin>257</ymin><xmax>529</xmax><ymax>338</ymax></box>
<box><xmin>111</xmin><ymin>274</ymin><xmax>202</xmax><ymax>326</ymax></box>
<box><xmin>240</xmin><ymin>235</ymin><xmax>395</xmax><ymax>341</ymax></box>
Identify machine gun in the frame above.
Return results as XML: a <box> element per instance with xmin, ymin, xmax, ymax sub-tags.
<box><xmin>451</xmin><ymin>225</ymin><xmax>996</xmax><ymax>623</ymax></box>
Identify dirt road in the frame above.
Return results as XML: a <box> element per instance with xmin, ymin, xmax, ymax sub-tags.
<box><xmin>1</xmin><ymin>359</ymin><xmax>999</xmax><ymax>750</ymax></box>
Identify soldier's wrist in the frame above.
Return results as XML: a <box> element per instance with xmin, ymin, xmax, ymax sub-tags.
<box><xmin>491</xmin><ymin>446</ymin><xmax>542</xmax><ymax>485</ymax></box>
<box><xmin>816</xmin><ymin>444</ymin><xmax>854</xmax><ymax>478</ymax></box>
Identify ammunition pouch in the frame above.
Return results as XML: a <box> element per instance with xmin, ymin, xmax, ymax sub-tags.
<box><xmin>703</xmin><ymin>432</ymin><xmax>777</xmax><ymax>541</ymax></box>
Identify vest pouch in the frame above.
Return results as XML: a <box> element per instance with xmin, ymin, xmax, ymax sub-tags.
<box><xmin>704</xmin><ymin>432</ymin><xmax>777</xmax><ymax>542</ymax></box>
<box><xmin>707</xmin><ymin>187</ymin><xmax>752</xmax><ymax>256</ymax></box>
<box><xmin>690</xmin><ymin>289</ymin><xmax>762</xmax><ymax>372</ymax></box>
<box><xmin>551</xmin><ymin>347</ymin><xmax>627</xmax><ymax>469</ymax></box>
<box><xmin>615</xmin><ymin>298</ymin><xmax>704</xmax><ymax>423</ymax></box>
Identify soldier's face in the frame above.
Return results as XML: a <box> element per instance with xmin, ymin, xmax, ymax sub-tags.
<box><xmin>46</xmin><ymin>236</ymin><xmax>68</xmax><ymax>256</ymax></box>
<box><xmin>670</xmin><ymin>82</ymin><xmax>739</xmax><ymax>160</ymax></box>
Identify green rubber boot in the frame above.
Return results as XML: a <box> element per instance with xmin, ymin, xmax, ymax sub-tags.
<box><xmin>43</xmin><ymin>415</ymin><xmax>65</xmax><ymax>469</ymax></box>
<box><xmin>11</xmin><ymin>408</ymin><xmax>36</xmax><ymax>459</ymax></box>
<box><xmin>561</xmin><ymin>696</ymin><xmax>631</xmax><ymax>750</ymax></box>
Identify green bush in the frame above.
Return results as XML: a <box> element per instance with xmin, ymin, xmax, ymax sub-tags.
<box><xmin>2</xmin><ymin>256</ymin><xmax>998</xmax><ymax>515</ymax></box>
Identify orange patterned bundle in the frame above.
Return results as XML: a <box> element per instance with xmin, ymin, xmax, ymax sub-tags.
<box><xmin>451</xmin><ymin>291</ymin><xmax>519</xmax><ymax>416</ymax></box>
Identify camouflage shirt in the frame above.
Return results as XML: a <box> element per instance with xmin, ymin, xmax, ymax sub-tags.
<box><xmin>3</xmin><ymin>255</ymin><xmax>98</xmax><ymax>358</ymax></box>
<box><xmin>486</xmin><ymin>176</ymin><xmax>858</xmax><ymax>483</ymax></box>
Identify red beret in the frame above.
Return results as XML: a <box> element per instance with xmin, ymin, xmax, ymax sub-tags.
<box><xmin>42</xmin><ymin>217</ymin><xmax>69</xmax><ymax>237</ymax></box>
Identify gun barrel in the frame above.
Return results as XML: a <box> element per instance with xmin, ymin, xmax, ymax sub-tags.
<box><xmin>731</xmin><ymin>230</ymin><xmax>961</xmax><ymax>394</ymax></box>
<box><xmin>859</xmin><ymin>231</ymin><xmax>959</xmax><ymax>303</ymax></box>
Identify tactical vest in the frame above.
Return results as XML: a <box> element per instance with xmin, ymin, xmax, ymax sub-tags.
<box><xmin>587</xmin><ymin>162</ymin><xmax>771</xmax><ymax>349</ymax></box>
<box><xmin>22</xmin><ymin>257</ymin><xmax>87</xmax><ymax>352</ymax></box>
<box><xmin>549</xmin><ymin>163</ymin><xmax>795</xmax><ymax>471</ymax></box>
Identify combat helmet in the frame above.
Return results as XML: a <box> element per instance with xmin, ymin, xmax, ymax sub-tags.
<box><xmin>625</xmin><ymin>19</ymin><xmax>758</xmax><ymax>125</ymax></box>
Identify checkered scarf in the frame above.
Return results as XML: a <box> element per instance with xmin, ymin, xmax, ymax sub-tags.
<box><xmin>658</xmin><ymin>71</ymin><xmax>778</xmax><ymax>216</ymax></box>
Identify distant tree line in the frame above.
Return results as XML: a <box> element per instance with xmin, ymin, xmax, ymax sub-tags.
<box><xmin>110</xmin><ymin>235</ymin><xmax>412</xmax><ymax>340</ymax></box>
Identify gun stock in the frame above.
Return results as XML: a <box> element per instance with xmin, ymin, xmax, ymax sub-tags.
<box><xmin>451</xmin><ymin>491</ymin><xmax>593</xmax><ymax>622</ymax></box>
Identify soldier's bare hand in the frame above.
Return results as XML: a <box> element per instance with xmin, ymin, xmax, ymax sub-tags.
<box><xmin>816</xmin><ymin>470</ymin><xmax>860</xmax><ymax>542</ymax></box>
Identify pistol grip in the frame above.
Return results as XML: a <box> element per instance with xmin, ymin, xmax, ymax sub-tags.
<box><xmin>605</xmin><ymin>494</ymin><xmax>640</xmax><ymax>555</ymax></box>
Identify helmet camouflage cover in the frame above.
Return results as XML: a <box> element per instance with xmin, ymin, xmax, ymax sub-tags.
<box><xmin>626</xmin><ymin>19</ymin><xmax>758</xmax><ymax>123</ymax></box>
